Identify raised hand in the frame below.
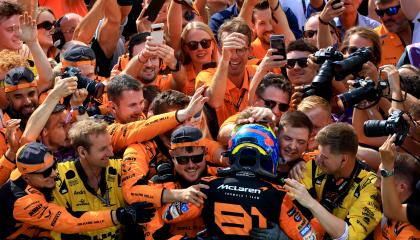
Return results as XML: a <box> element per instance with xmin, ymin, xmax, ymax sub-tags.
<box><xmin>18</xmin><ymin>12</ymin><xmax>37</xmax><ymax>45</ymax></box>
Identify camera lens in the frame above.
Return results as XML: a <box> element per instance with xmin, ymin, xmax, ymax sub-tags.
<box><xmin>363</xmin><ymin>120</ymin><xmax>390</xmax><ymax>137</ymax></box>
<box><xmin>337</xmin><ymin>84</ymin><xmax>378</xmax><ymax>109</ymax></box>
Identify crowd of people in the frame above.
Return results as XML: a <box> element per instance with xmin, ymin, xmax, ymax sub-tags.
<box><xmin>0</xmin><ymin>0</ymin><xmax>419</xmax><ymax>239</ymax></box>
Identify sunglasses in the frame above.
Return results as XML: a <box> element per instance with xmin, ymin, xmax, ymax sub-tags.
<box><xmin>37</xmin><ymin>21</ymin><xmax>56</xmax><ymax>31</ymax></box>
<box><xmin>32</xmin><ymin>162</ymin><xmax>57</xmax><ymax>178</ymax></box>
<box><xmin>303</xmin><ymin>30</ymin><xmax>335</xmax><ymax>38</ymax></box>
<box><xmin>286</xmin><ymin>58</ymin><xmax>308</xmax><ymax>69</ymax></box>
<box><xmin>174</xmin><ymin>154</ymin><xmax>205</xmax><ymax>165</ymax></box>
<box><xmin>344</xmin><ymin>46</ymin><xmax>359</xmax><ymax>54</ymax></box>
<box><xmin>259</xmin><ymin>96</ymin><xmax>289</xmax><ymax>112</ymax></box>
<box><xmin>186</xmin><ymin>39</ymin><xmax>211</xmax><ymax>51</ymax></box>
<box><xmin>375</xmin><ymin>5</ymin><xmax>401</xmax><ymax>17</ymax></box>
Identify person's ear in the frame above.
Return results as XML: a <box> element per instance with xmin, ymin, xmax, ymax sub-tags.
<box><xmin>41</xmin><ymin>128</ymin><xmax>48</xmax><ymax>138</ymax></box>
<box><xmin>77</xmin><ymin>146</ymin><xmax>88</xmax><ymax>159</ymax></box>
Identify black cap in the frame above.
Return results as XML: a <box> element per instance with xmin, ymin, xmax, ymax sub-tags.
<box><xmin>171</xmin><ymin>126</ymin><xmax>203</xmax><ymax>144</ymax></box>
<box><xmin>5</xmin><ymin>66</ymin><xmax>35</xmax><ymax>86</ymax></box>
<box><xmin>62</xmin><ymin>45</ymin><xmax>96</xmax><ymax>62</ymax></box>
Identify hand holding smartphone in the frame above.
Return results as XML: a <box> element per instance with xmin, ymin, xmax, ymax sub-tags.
<box><xmin>270</xmin><ymin>34</ymin><xmax>286</xmax><ymax>61</ymax></box>
<box><xmin>330</xmin><ymin>0</ymin><xmax>342</xmax><ymax>10</ymax></box>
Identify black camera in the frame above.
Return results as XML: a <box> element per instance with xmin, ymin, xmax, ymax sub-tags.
<box><xmin>337</xmin><ymin>79</ymin><xmax>388</xmax><ymax>109</ymax></box>
<box><xmin>363</xmin><ymin>110</ymin><xmax>409</xmax><ymax>146</ymax></box>
<box><xmin>62</xmin><ymin>67</ymin><xmax>105</xmax><ymax>100</ymax></box>
<box><xmin>313</xmin><ymin>46</ymin><xmax>344</xmax><ymax>64</ymax></box>
<box><xmin>334</xmin><ymin>47</ymin><xmax>375</xmax><ymax>80</ymax></box>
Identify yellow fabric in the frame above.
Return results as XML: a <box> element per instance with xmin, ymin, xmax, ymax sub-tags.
<box><xmin>301</xmin><ymin>160</ymin><xmax>382</xmax><ymax>240</ymax></box>
<box><xmin>51</xmin><ymin>159</ymin><xmax>124</xmax><ymax>240</ymax></box>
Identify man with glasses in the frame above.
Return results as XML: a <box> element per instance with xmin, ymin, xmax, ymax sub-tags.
<box><xmin>303</xmin><ymin>13</ymin><xmax>340</xmax><ymax>48</ymax></box>
<box><xmin>285</xmin><ymin>39</ymin><xmax>318</xmax><ymax>86</ymax></box>
<box><xmin>0</xmin><ymin>141</ymin><xmax>156</xmax><ymax>239</ymax></box>
<box><xmin>374</xmin><ymin>0</ymin><xmax>412</xmax><ymax>66</ymax></box>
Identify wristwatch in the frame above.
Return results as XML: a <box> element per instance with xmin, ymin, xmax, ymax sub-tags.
<box><xmin>77</xmin><ymin>105</ymin><xmax>87</xmax><ymax>115</ymax></box>
<box><xmin>380</xmin><ymin>167</ymin><xmax>394</xmax><ymax>177</ymax></box>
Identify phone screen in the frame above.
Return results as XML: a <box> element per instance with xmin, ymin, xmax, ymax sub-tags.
<box><xmin>270</xmin><ymin>34</ymin><xmax>286</xmax><ymax>60</ymax></box>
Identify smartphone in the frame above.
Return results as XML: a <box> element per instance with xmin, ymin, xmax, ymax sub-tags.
<box><xmin>150</xmin><ymin>23</ymin><xmax>164</xmax><ymax>44</ymax></box>
<box><xmin>270</xmin><ymin>34</ymin><xmax>286</xmax><ymax>61</ymax></box>
<box><xmin>143</xmin><ymin>0</ymin><xmax>166</xmax><ymax>22</ymax></box>
<box><xmin>331</xmin><ymin>0</ymin><xmax>342</xmax><ymax>10</ymax></box>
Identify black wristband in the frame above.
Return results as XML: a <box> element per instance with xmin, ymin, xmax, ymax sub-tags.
<box><xmin>319</xmin><ymin>16</ymin><xmax>329</xmax><ymax>25</ymax></box>
<box><xmin>168</xmin><ymin>60</ymin><xmax>180</xmax><ymax>72</ymax></box>
<box><xmin>271</xmin><ymin>0</ymin><xmax>280</xmax><ymax>11</ymax></box>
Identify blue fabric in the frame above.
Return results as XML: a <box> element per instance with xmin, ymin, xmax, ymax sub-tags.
<box><xmin>209</xmin><ymin>3</ymin><xmax>302</xmax><ymax>42</ymax></box>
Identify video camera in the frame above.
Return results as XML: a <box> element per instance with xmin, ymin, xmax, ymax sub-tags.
<box><xmin>363</xmin><ymin>110</ymin><xmax>409</xmax><ymax>146</ymax></box>
<box><xmin>337</xmin><ymin>79</ymin><xmax>389</xmax><ymax>109</ymax></box>
<box><xmin>302</xmin><ymin>47</ymin><xmax>375</xmax><ymax>101</ymax></box>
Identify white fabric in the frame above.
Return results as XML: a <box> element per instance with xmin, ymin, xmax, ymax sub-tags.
<box><xmin>333</xmin><ymin>222</ymin><xmax>349</xmax><ymax>240</ymax></box>
<box><xmin>412</xmin><ymin>12</ymin><xmax>420</xmax><ymax>44</ymax></box>
<box><xmin>280</xmin><ymin>0</ymin><xmax>311</xmax><ymax>31</ymax></box>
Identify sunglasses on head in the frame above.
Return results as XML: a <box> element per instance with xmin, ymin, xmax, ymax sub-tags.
<box><xmin>174</xmin><ymin>154</ymin><xmax>205</xmax><ymax>165</ymax></box>
<box><xmin>259</xmin><ymin>96</ymin><xmax>289</xmax><ymax>112</ymax></box>
<box><xmin>286</xmin><ymin>58</ymin><xmax>308</xmax><ymax>69</ymax></box>
<box><xmin>186</xmin><ymin>39</ymin><xmax>211</xmax><ymax>51</ymax></box>
<box><xmin>303</xmin><ymin>30</ymin><xmax>335</xmax><ymax>38</ymax></box>
<box><xmin>32</xmin><ymin>162</ymin><xmax>57</xmax><ymax>178</ymax></box>
<box><xmin>375</xmin><ymin>5</ymin><xmax>400</xmax><ymax>17</ymax></box>
<box><xmin>37</xmin><ymin>21</ymin><xmax>56</xmax><ymax>31</ymax></box>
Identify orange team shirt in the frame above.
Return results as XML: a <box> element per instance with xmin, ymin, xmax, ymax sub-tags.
<box><xmin>180</xmin><ymin>63</ymin><xmax>198</xmax><ymax>96</ymax></box>
<box><xmin>39</xmin><ymin>0</ymin><xmax>88</xmax><ymax>18</ymax></box>
<box><xmin>251</xmin><ymin>38</ymin><xmax>269</xmax><ymax>60</ymax></box>
<box><xmin>195</xmin><ymin>65</ymin><xmax>258</xmax><ymax>126</ymax></box>
<box><xmin>374</xmin><ymin>218</ymin><xmax>420</xmax><ymax>239</ymax></box>
<box><xmin>375</xmin><ymin>24</ymin><xmax>405</xmax><ymax>66</ymax></box>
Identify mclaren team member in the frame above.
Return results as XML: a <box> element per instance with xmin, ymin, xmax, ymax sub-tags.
<box><xmin>285</xmin><ymin>123</ymin><xmax>382</xmax><ymax>240</ymax></box>
<box><xmin>162</xmin><ymin>124</ymin><xmax>325</xmax><ymax>239</ymax></box>
<box><xmin>0</xmin><ymin>142</ymin><xmax>155</xmax><ymax>239</ymax></box>
<box><xmin>145</xmin><ymin>126</ymin><xmax>215</xmax><ymax>239</ymax></box>
<box><xmin>106</xmin><ymin>74</ymin><xmax>206</xmax><ymax>154</ymax></box>
<box><xmin>51</xmin><ymin>119</ymin><xmax>155</xmax><ymax>239</ymax></box>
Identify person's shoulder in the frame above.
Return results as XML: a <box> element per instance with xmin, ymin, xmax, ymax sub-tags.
<box><xmin>358</xmin><ymin>14</ymin><xmax>381</xmax><ymax>29</ymax></box>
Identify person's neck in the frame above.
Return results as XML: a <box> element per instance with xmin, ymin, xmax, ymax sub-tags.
<box><xmin>396</xmin><ymin>25</ymin><xmax>413</xmax><ymax>46</ymax></box>
<box><xmin>399</xmin><ymin>190</ymin><xmax>413</xmax><ymax>204</ymax></box>
<box><xmin>340</xmin><ymin>12</ymin><xmax>358</xmax><ymax>31</ymax></box>
<box><xmin>259</xmin><ymin>38</ymin><xmax>270</xmax><ymax>50</ymax></box>
<box><xmin>334</xmin><ymin>158</ymin><xmax>356</xmax><ymax>180</ymax></box>
<box><xmin>40</xmin><ymin>45</ymin><xmax>49</xmax><ymax>56</ymax></box>
<box><xmin>228</xmin><ymin>71</ymin><xmax>245</xmax><ymax>88</ymax></box>
<box><xmin>192</xmin><ymin>61</ymin><xmax>203</xmax><ymax>74</ymax></box>
<box><xmin>80</xmin><ymin>158</ymin><xmax>102</xmax><ymax>191</ymax></box>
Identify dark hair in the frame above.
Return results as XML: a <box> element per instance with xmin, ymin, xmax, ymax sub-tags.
<box><xmin>0</xmin><ymin>1</ymin><xmax>22</xmax><ymax>20</ymax></box>
<box><xmin>218</xmin><ymin>18</ymin><xmax>252</xmax><ymax>46</ymax></box>
<box><xmin>286</xmin><ymin>39</ymin><xmax>318</xmax><ymax>54</ymax></box>
<box><xmin>399</xmin><ymin>65</ymin><xmax>420</xmax><ymax>99</ymax></box>
<box><xmin>128</xmin><ymin>32</ymin><xmax>151</xmax><ymax>59</ymax></box>
<box><xmin>252</xmin><ymin>0</ymin><xmax>270</xmax><ymax>23</ymax></box>
<box><xmin>279</xmin><ymin>110</ymin><xmax>313</xmax><ymax>134</ymax></box>
<box><xmin>151</xmin><ymin>90</ymin><xmax>190</xmax><ymax>115</ymax></box>
<box><xmin>394</xmin><ymin>153</ymin><xmax>420</xmax><ymax>191</ymax></box>
<box><xmin>45</xmin><ymin>104</ymin><xmax>66</xmax><ymax>128</ymax></box>
<box><xmin>107</xmin><ymin>74</ymin><xmax>142</xmax><ymax>103</ymax></box>
<box><xmin>315</xmin><ymin>122</ymin><xmax>358</xmax><ymax>156</ymax></box>
<box><xmin>256</xmin><ymin>73</ymin><xmax>292</xmax><ymax>101</ymax></box>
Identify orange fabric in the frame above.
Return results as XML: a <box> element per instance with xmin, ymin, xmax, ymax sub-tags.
<box><xmin>374</xmin><ymin>25</ymin><xmax>405</xmax><ymax>66</ymax></box>
<box><xmin>374</xmin><ymin>218</ymin><xmax>420</xmax><ymax>239</ymax></box>
<box><xmin>181</xmin><ymin>63</ymin><xmax>198</xmax><ymax>96</ymax></box>
<box><xmin>302</xmin><ymin>150</ymin><xmax>319</xmax><ymax>162</ymax></box>
<box><xmin>5</xmin><ymin>82</ymin><xmax>37</xmax><ymax>93</ymax></box>
<box><xmin>154</xmin><ymin>74</ymin><xmax>173</xmax><ymax>92</ymax></box>
<box><xmin>220</xmin><ymin>113</ymin><xmax>239</xmax><ymax>130</ymax></box>
<box><xmin>251</xmin><ymin>38</ymin><xmax>269</xmax><ymax>60</ymax></box>
<box><xmin>38</xmin><ymin>0</ymin><xmax>88</xmax><ymax>18</ymax></box>
<box><xmin>107</xmin><ymin>111</ymin><xmax>180</xmax><ymax>153</ymax></box>
<box><xmin>122</xmin><ymin>141</ymin><xmax>167</xmax><ymax>207</ymax></box>
<box><xmin>195</xmin><ymin>65</ymin><xmax>258</xmax><ymax>126</ymax></box>
<box><xmin>9</xmin><ymin>185</ymin><xmax>113</xmax><ymax>239</ymax></box>
<box><xmin>0</xmin><ymin>155</ymin><xmax>15</xmax><ymax>186</ymax></box>
<box><xmin>16</xmin><ymin>154</ymin><xmax>54</xmax><ymax>174</ymax></box>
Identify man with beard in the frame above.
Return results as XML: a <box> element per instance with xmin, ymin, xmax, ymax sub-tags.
<box><xmin>374</xmin><ymin>0</ymin><xmax>412</xmax><ymax>66</ymax></box>
<box><xmin>21</xmin><ymin>75</ymin><xmax>88</xmax><ymax>162</ymax></box>
<box><xmin>0</xmin><ymin>141</ymin><xmax>155</xmax><ymax>239</ymax></box>
<box><xmin>121</xmin><ymin>32</ymin><xmax>183</xmax><ymax>92</ymax></box>
<box><xmin>239</xmin><ymin>0</ymin><xmax>295</xmax><ymax>60</ymax></box>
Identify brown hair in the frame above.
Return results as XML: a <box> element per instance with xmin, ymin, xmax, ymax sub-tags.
<box><xmin>218</xmin><ymin>17</ymin><xmax>252</xmax><ymax>46</ymax></box>
<box><xmin>341</xmin><ymin>26</ymin><xmax>382</xmax><ymax>66</ymax></box>
<box><xmin>69</xmin><ymin>119</ymin><xmax>108</xmax><ymax>152</ymax></box>
<box><xmin>0</xmin><ymin>1</ymin><xmax>22</xmax><ymax>21</ymax></box>
<box><xmin>394</xmin><ymin>153</ymin><xmax>420</xmax><ymax>191</ymax></box>
<box><xmin>279</xmin><ymin>110</ymin><xmax>313</xmax><ymax>134</ymax></box>
<box><xmin>180</xmin><ymin>21</ymin><xmax>219</xmax><ymax>65</ymax></box>
<box><xmin>315</xmin><ymin>122</ymin><xmax>358</xmax><ymax>156</ymax></box>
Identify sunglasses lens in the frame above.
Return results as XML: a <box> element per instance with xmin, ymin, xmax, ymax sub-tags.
<box><xmin>187</xmin><ymin>41</ymin><xmax>199</xmax><ymax>50</ymax></box>
<box><xmin>278</xmin><ymin>103</ymin><xmax>289</xmax><ymax>112</ymax></box>
<box><xmin>200</xmin><ymin>39</ymin><xmax>211</xmax><ymax>49</ymax></box>
<box><xmin>286</xmin><ymin>60</ymin><xmax>296</xmax><ymax>69</ymax></box>
<box><xmin>297</xmin><ymin>59</ymin><xmax>308</xmax><ymax>68</ymax></box>
<box><xmin>264</xmin><ymin>100</ymin><xmax>277</xmax><ymax>109</ymax></box>
<box><xmin>304</xmin><ymin>30</ymin><xmax>316</xmax><ymax>38</ymax></box>
<box><xmin>37</xmin><ymin>21</ymin><xmax>54</xmax><ymax>30</ymax></box>
<box><xmin>175</xmin><ymin>154</ymin><xmax>204</xmax><ymax>165</ymax></box>
<box><xmin>39</xmin><ymin>163</ymin><xmax>56</xmax><ymax>178</ymax></box>
<box><xmin>375</xmin><ymin>9</ymin><xmax>385</xmax><ymax>17</ymax></box>
<box><xmin>387</xmin><ymin>7</ymin><xmax>399</xmax><ymax>15</ymax></box>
